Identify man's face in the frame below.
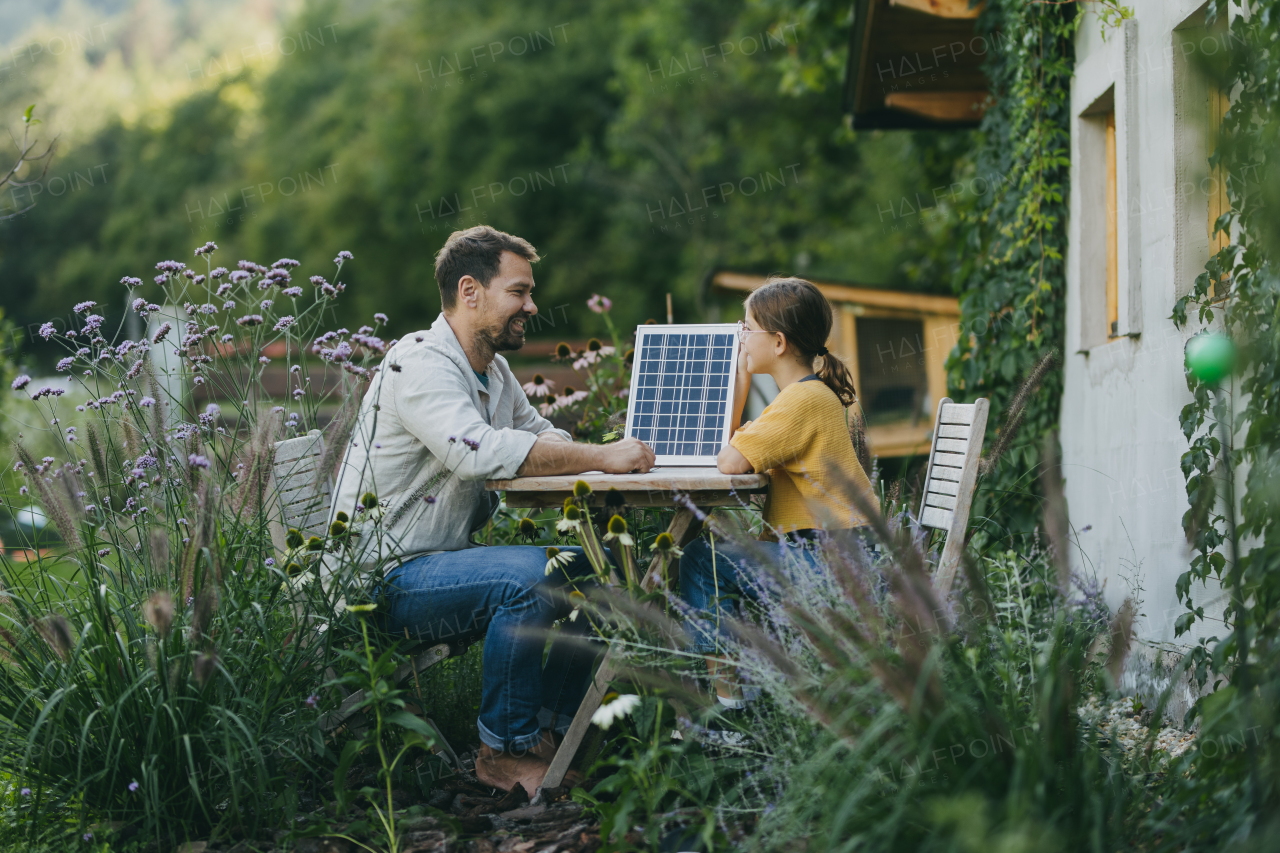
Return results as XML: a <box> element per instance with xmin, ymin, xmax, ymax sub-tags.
<box><xmin>475</xmin><ymin>251</ymin><xmax>538</xmax><ymax>352</ymax></box>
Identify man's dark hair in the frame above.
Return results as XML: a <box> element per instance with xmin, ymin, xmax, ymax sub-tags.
<box><xmin>434</xmin><ymin>225</ymin><xmax>540</xmax><ymax>311</ymax></box>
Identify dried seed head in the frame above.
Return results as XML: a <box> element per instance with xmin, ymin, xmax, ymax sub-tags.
<box><xmin>286</xmin><ymin>528</ymin><xmax>304</xmax><ymax>549</ymax></box>
<box><xmin>360</xmin><ymin>492</ymin><xmax>378</xmax><ymax>510</ymax></box>
<box><xmin>193</xmin><ymin>647</ymin><xmax>218</xmax><ymax>686</ymax></box>
<box><xmin>37</xmin><ymin>614</ymin><xmax>74</xmax><ymax>659</ymax></box>
<box><xmin>143</xmin><ymin>591</ymin><xmax>174</xmax><ymax>639</ymax></box>
<box><xmin>518</xmin><ymin>517</ymin><xmax>538</xmax><ymax>538</ymax></box>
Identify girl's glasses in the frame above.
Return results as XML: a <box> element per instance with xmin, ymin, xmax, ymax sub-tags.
<box><xmin>736</xmin><ymin>320</ymin><xmax>772</xmax><ymax>343</ymax></box>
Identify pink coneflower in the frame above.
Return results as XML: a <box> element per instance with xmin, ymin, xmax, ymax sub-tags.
<box><xmin>587</xmin><ymin>294</ymin><xmax>612</xmax><ymax>314</ymax></box>
<box><xmin>522</xmin><ymin>374</ymin><xmax>557</xmax><ymax>397</ymax></box>
<box><xmin>539</xmin><ymin>394</ymin><xmax>560</xmax><ymax>417</ymax></box>
<box><xmin>556</xmin><ymin>386</ymin><xmax>588</xmax><ymax>408</ymax></box>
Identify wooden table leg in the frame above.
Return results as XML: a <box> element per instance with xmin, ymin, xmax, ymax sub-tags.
<box><xmin>537</xmin><ymin>507</ymin><xmax>705</xmax><ymax>799</ymax></box>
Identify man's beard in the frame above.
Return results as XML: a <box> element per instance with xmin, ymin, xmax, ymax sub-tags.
<box><xmin>478</xmin><ymin>311</ymin><xmax>529</xmax><ymax>352</ymax></box>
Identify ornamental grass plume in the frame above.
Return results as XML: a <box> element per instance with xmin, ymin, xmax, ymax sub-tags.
<box><xmin>978</xmin><ymin>348</ymin><xmax>1060</xmax><ymax>477</ymax></box>
<box><xmin>11</xmin><ymin>441</ymin><xmax>84</xmax><ymax>550</ymax></box>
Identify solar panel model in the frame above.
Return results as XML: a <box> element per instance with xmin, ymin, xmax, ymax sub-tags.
<box><xmin>624</xmin><ymin>324</ymin><xmax>740</xmax><ymax>466</ymax></box>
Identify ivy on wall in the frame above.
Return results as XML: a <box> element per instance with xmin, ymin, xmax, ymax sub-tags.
<box><xmin>1172</xmin><ymin>0</ymin><xmax>1280</xmax><ymax>686</ymax></box>
<box><xmin>944</xmin><ymin>0</ymin><xmax>1080</xmax><ymax>540</ymax></box>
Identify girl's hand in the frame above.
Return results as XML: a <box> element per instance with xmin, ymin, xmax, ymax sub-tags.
<box><xmin>734</xmin><ymin>342</ymin><xmax>752</xmax><ymax>402</ymax></box>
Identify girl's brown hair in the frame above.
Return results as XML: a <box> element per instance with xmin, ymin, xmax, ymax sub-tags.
<box><xmin>746</xmin><ymin>276</ymin><xmax>858</xmax><ymax>406</ymax></box>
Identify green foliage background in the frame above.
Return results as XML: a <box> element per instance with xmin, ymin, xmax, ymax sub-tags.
<box><xmin>0</xmin><ymin>0</ymin><xmax>960</xmax><ymax>370</ymax></box>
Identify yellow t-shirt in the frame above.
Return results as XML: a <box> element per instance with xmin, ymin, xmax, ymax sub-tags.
<box><xmin>730</xmin><ymin>377</ymin><xmax>874</xmax><ymax>537</ymax></box>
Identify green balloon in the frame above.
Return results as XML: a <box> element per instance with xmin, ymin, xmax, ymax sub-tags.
<box><xmin>1185</xmin><ymin>334</ymin><xmax>1236</xmax><ymax>385</ymax></box>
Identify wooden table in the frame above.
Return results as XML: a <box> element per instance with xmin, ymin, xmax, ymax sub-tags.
<box><xmin>484</xmin><ymin>467</ymin><xmax>768</xmax><ymax>798</ymax></box>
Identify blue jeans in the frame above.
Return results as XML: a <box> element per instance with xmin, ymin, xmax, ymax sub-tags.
<box><xmin>379</xmin><ymin>545</ymin><xmax>600</xmax><ymax>752</ymax></box>
<box><xmin>678</xmin><ymin>535</ymin><xmax>823</xmax><ymax>656</ymax></box>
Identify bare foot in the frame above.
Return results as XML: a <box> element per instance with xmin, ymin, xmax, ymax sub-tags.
<box><xmin>474</xmin><ymin>744</ymin><xmax>551</xmax><ymax>799</ymax></box>
<box><xmin>529</xmin><ymin>730</ymin><xmax>583</xmax><ymax>788</ymax></box>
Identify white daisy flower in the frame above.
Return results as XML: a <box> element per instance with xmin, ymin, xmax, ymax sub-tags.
<box><xmin>591</xmin><ymin>693</ymin><xmax>641</xmax><ymax>730</ymax></box>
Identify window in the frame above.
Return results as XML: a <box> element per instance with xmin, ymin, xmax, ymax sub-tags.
<box><xmin>1105</xmin><ymin>109</ymin><xmax>1119</xmax><ymax>338</ymax></box>
<box><xmin>855</xmin><ymin>317</ymin><xmax>929</xmax><ymax>426</ymax></box>
<box><xmin>1078</xmin><ymin>86</ymin><xmax>1118</xmax><ymax>349</ymax></box>
<box><xmin>1174</xmin><ymin>5</ymin><xmax>1232</xmax><ymax>300</ymax></box>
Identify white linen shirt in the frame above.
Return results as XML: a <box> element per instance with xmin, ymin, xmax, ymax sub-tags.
<box><xmin>330</xmin><ymin>313</ymin><xmax>570</xmax><ymax>568</ymax></box>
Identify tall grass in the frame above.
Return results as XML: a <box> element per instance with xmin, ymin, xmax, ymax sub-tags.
<box><xmin>0</xmin><ymin>246</ymin><xmax>380</xmax><ymax>844</ymax></box>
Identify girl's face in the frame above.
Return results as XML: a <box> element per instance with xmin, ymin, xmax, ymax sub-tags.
<box><xmin>740</xmin><ymin>306</ymin><xmax>782</xmax><ymax>375</ymax></box>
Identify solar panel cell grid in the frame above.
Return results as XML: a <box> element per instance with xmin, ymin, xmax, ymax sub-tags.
<box><xmin>625</xmin><ymin>324</ymin><xmax>738</xmax><ymax>464</ymax></box>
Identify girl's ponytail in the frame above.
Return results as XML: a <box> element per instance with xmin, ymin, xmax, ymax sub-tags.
<box><xmin>814</xmin><ymin>347</ymin><xmax>858</xmax><ymax>407</ymax></box>
<box><xmin>746</xmin><ymin>277</ymin><xmax>859</xmax><ymax>406</ymax></box>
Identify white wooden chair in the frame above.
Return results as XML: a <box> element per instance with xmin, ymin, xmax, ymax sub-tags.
<box><xmin>918</xmin><ymin>397</ymin><xmax>989</xmax><ymax>596</ymax></box>
<box><xmin>265</xmin><ymin>431</ymin><xmax>463</xmax><ymax>769</ymax></box>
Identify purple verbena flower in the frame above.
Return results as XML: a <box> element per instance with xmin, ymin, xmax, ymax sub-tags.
<box><xmin>152</xmin><ymin>322</ymin><xmax>172</xmax><ymax>344</ymax></box>
<box><xmin>334</xmin><ymin>250</ymin><xmax>353</xmax><ymax>263</ymax></box>
<box><xmin>38</xmin><ymin>322</ymin><xmax>56</xmax><ymax>339</ymax></box>
<box><xmin>282</xmin><ymin>286</ymin><xmax>303</xmax><ymax>297</ymax></box>
<box><xmin>73</xmin><ymin>300</ymin><xmax>97</xmax><ymax>313</ymax></box>
<box><xmin>188</xmin><ymin>454</ymin><xmax>211</xmax><ymax>469</ymax></box>
<box><xmin>11</xmin><ymin>375</ymin><xmax>31</xmax><ymax>391</ymax></box>
<box><xmin>273</xmin><ymin>316</ymin><xmax>295</xmax><ymax>331</ymax></box>
<box><xmin>155</xmin><ymin>260</ymin><xmax>186</xmax><ymax>274</ymax></box>
<box><xmin>237</xmin><ymin>314</ymin><xmax>264</xmax><ymax>327</ymax></box>
<box><xmin>139</xmin><ymin>396</ymin><xmax>156</xmax><ymax>407</ymax></box>
<box><xmin>55</xmin><ymin>357</ymin><xmax>74</xmax><ymax>371</ymax></box>
<box><xmin>374</xmin><ymin>312</ymin><xmax>388</xmax><ymax>324</ymax></box>
<box><xmin>128</xmin><ymin>780</ymin><xmax>139</xmax><ymax>792</ymax></box>
<box><xmin>194</xmin><ymin>241</ymin><xmax>218</xmax><ymax>256</ymax></box>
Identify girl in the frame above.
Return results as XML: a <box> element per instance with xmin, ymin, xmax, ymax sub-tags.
<box><xmin>679</xmin><ymin>276</ymin><xmax>876</xmax><ymax>713</ymax></box>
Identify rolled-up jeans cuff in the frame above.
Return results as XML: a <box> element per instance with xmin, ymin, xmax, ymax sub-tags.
<box><xmin>477</xmin><ymin>718</ymin><xmax>541</xmax><ymax>753</ymax></box>
<box><xmin>538</xmin><ymin>706</ymin><xmax>572</xmax><ymax>735</ymax></box>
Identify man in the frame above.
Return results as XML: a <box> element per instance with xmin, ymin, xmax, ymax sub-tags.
<box><xmin>331</xmin><ymin>225</ymin><xmax>654</xmax><ymax>797</ymax></box>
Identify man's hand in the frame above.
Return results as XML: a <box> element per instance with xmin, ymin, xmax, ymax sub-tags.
<box><xmin>517</xmin><ymin>433</ymin><xmax>655</xmax><ymax>476</ymax></box>
<box><xmin>597</xmin><ymin>437</ymin><xmax>655</xmax><ymax>474</ymax></box>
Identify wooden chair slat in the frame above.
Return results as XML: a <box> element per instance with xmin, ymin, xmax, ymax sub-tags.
<box><xmin>931</xmin><ymin>464</ymin><xmax>964</xmax><ymax>482</ymax></box>
<box><xmin>937</xmin><ymin>424</ymin><xmax>972</xmax><ymax>439</ymax></box>
<box><xmin>921</xmin><ymin>505</ymin><xmax>954</xmax><ymax>530</ymax></box>
<box><xmin>934</xmin><ymin>438</ymin><xmax>969</xmax><ymax>454</ymax></box>
<box><xmin>927</xmin><ymin>478</ymin><xmax>960</xmax><ymax>496</ymax></box>
<box><xmin>926</xmin><ymin>492</ymin><xmax>958</xmax><ymax>511</ymax></box>
<box><xmin>933</xmin><ymin>450</ymin><xmax>967</xmax><ymax>468</ymax></box>
<box><xmin>939</xmin><ymin>404</ymin><xmax>976</xmax><ymax>425</ymax></box>
<box><xmin>274</xmin><ymin>442</ymin><xmax>326</xmax><ymax>463</ymax></box>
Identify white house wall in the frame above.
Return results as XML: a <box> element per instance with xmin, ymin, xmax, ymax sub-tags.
<box><xmin>1063</xmin><ymin>0</ymin><xmax>1232</xmax><ymax>712</ymax></box>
